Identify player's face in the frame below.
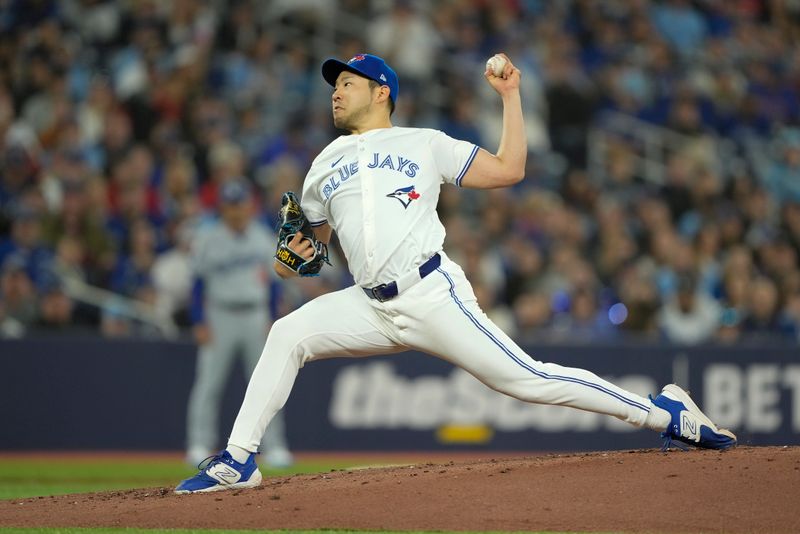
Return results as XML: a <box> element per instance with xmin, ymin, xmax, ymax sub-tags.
<box><xmin>221</xmin><ymin>201</ymin><xmax>251</xmax><ymax>232</ymax></box>
<box><xmin>332</xmin><ymin>72</ymin><xmax>376</xmax><ymax>131</ymax></box>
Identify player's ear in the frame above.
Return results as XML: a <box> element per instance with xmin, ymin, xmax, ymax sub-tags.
<box><xmin>375</xmin><ymin>85</ymin><xmax>391</xmax><ymax>106</ymax></box>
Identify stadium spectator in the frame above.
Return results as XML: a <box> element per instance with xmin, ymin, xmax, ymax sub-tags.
<box><xmin>41</xmin><ymin>177</ymin><xmax>117</xmax><ymax>287</ymax></box>
<box><xmin>33</xmin><ymin>277</ymin><xmax>74</xmax><ymax>331</ymax></box>
<box><xmin>551</xmin><ymin>286</ymin><xmax>618</xmax><ymax>342</ymax></box>
<box><xmin>100</xmin><ymin>299</ymin><xmax>133</xmax><ymax>338</ymax></box>
<box><xmin>151</xmin><ymin>222</ymin><xmax>193</xmax><ymax>325</ymax></box>
<box><xmin>0</xmin><ymin>254</ymin><xmax>38</xmax><ymax>327</ymax></box>
<box><xmin>472</xmin><ymin>279</ymin><xmax>516</xmax><ymax>338</ymax></box>
<box><xmin>764</xmin><ymin>128</ymin><xmax>800</xmax><ymax>205</ymax></box>
<box><xmin>199</xmin><ymin>140</ymin><xmax>246</xmax><ymax>210</ymax></box>
<box><xmin>440</xmin><ymin>89</ymin><xmax>483</xmax><ymax>147</ymax></box>
<box><xmin>111</xmin><ymin>218</ymin><xmax>157</xmax><ymax>301</ymax></box>
<box><xmin>545</xmin><ymin>52</ymin><xmax>596</xmax><ymax>168</ymax></box>
<box><xmin>658</xmin><ymin>271</ymin><xmax>721</xmax><ymax>344</ymax></box>
<box><xmin>500</xmin><ymin>234</ymin><xmax>544</xmax><ymax>304</ymax></box>
<box><xmin>0</xmin><ymin>298</ymin><xmax>24</xmax><ymax>338</ymax></box>
<box><xmin>740</xmin><ymin>276</ymin><xmax>786</xmax><ymax>340</ymax></box>
<box><xmin>0</xmin><ymin>204</ymin><xmax>53</xmax><ymax>288</ymax></box>
<box><xmin>367</xmin><ymin>1</ymin><xmax>441</xmax><ymax>94</ymax></box>
<box><xmin>50</xmin><ymin>235</ymin><xmax>86</xmax><ymax>286</ymax></box>
<box><xmin>155</xmin><ymin>157</ymin><xmax>199</xmax><ymax>223</ymax></box>
<box><xmin>513</xmin><ymin>290</ymin><xmax>553</xmax><ymax>342</ymax></box>
<box><xmin>778</xmin><ymin>289</ymin><xmax>800</xmax><ymax>341</ymax></box>
<box><xmin>616</xmin><ymin>265</ymin><xmax>660</xmax><ymax>337</ymax></box>
<box><xmin>650</xmin><ymin>0</ymin><xmax>707</xmax><ymax>57</ymax></box>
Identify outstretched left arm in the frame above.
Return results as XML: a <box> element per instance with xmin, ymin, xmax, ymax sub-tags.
<box><xmin>460</xmin><ymin>53</ymin><xmax>527</xmax><ymax>189</ymax></box>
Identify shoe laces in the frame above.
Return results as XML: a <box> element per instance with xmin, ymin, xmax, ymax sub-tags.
<box><xmin>197</xmin><ymin>453</ymin><xmax>226</xmax><ymax>470</ymax></box>
<box><xmin>648</xmin><ymin>393</ymin><xmax>689</xmax><ymax>452</ymax></box>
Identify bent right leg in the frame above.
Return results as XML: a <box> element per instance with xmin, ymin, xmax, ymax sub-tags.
<box><xmin>227</xmin><ymin>285</ymin><xmax>403</xmax><ymax>452</ymax></box>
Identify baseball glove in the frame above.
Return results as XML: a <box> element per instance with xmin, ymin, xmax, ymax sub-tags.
<box><xmin>274</xmin><ymin>191</ymin><xmax>329</xmax><ymax>277</ymax></box>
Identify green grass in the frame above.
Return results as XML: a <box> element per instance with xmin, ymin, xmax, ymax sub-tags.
<box><xmin>0</xmin><ymin>457</ymin><xmax>410</xmax><ymax>500</ymax></box>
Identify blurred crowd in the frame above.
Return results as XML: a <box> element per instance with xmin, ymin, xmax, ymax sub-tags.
<box><xmin>0</xmin><ymin>0</ymin><xmax>799</xmax><ymax>345</ymax></box>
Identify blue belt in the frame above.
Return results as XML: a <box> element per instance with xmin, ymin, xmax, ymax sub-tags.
<box><xmin>216</xmin><ymin>301</ymin><xmax>261</xmax><ymax>311</ymax></box>
<box><xmin>363</xmin><ymin>253</ymin><xmax>442</xmax><ymax>303</ymax></box>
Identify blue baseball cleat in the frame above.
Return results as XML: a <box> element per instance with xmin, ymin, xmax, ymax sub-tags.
<box><xmin>175</xmin><ymin>450</ymin><xmax>262</xmax><ymax>494</ymax></box>
<box><xmin>652</xmin><ymin>384</ymin><xmax>737</xmax><ymax>451</ymax></box>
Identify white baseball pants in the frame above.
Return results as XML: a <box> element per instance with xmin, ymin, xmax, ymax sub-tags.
<box><xmin>228</xmin><ymin>253</ymin><xmax>653</xmax><ymax>451</ymax></box>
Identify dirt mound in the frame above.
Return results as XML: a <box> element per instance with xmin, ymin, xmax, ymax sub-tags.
<box><xmin>1</xmin><ymin>446</ymin><xmax>798</xmax><ymax>533</ymax></box>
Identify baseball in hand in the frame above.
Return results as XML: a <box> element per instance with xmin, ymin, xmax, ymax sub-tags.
<box><xmin>486</xmin><ymin>54</ymin><xmax>507</xmax><ymax>77</ymax></box>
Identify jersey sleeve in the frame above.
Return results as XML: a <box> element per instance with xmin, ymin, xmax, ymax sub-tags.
<box><xmin>429</xmin><ymin>130</ymin><xmax>480</xmax><ymax>187</ymax></box>
<box><xmin>300</xmin><ymin>165</ymin><xmax>328</xmax><ymax>226</ymax></box>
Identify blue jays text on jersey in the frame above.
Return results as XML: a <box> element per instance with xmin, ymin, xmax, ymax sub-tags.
<box><xmin>367</xmin><ymin>152</ymin><xmax>419</xmax><ymax>176</ymax></box>
<box><xmin>322</xmin><ymin>152</ymin><xmax>420</xmax><ymax>201</ymax></box>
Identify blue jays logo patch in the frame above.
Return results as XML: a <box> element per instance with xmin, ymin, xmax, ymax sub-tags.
<box><xmin>387</xmin><ymin>185</ymin><xmax>421</xmax><ymax>209</ymax></box>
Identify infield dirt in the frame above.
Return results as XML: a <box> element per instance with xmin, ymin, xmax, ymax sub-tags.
<box><xmin>1</xmin><ymin>446</ymin><xmax>797</xmax><ymax>533</ymax></box>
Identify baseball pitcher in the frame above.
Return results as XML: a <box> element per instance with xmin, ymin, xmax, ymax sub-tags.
<box><xmin>176</xmin><ymin>54</ymin><xmax>735</xmax><ymax>493</ymax></box>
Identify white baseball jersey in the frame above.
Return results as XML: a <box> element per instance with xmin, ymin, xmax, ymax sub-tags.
<box><xmin>301</xmin><ymin>127</ymin><xmax>478</xmax><ymax>287</ymax></box>
<box><xmin>227</xmin><ymin>126</ymin><xmax>659</xmax><ymax>455</ymax></box>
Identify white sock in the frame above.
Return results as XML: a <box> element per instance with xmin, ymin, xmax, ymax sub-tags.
<box><xmin>644</xmin><ymin>402</ymin><xmax>672</xmax><ymax>432</ymax></box>
<box><xmin>226</xmin><ymin>444</ymin><xmax>253</xmax><ymax>463</ymax></box>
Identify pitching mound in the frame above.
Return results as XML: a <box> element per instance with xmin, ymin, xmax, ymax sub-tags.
<box><xmin>1</xmin><ymin>446</ymin><xmax>798</xmax><ymax>533</ymax></box>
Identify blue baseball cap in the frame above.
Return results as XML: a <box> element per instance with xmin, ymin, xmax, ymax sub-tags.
<box><xmin>322</xmin><ymin>54</ymin><xmax>399</xmax><ymax>105</ymax></box>
<box><xmin>220</xmin><ymin>178</ymin><xmax>250</xmax><ymax>204</ymax></box>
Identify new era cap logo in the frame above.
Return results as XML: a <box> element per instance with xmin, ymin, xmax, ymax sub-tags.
<box><xmin>380</xmin><ymin>74</ymin><xmax>387</xmax><ymax>82</ymax></box>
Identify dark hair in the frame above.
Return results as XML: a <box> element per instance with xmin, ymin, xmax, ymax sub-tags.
<box><xmin>368</xmin><ymin>79</ymin><xmax>395</xmax><ymax>115</ymax></box>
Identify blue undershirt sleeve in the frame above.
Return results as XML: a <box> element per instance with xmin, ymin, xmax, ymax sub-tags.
<box><xmin>190</xmin><ymin>277</ymin><xmax>205</xmax><ymax>325</ymax></box>
<box><xmin>269</xmin><ymin>280</ymin><xmax>282</xmax><ymax>321</ymax></box>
